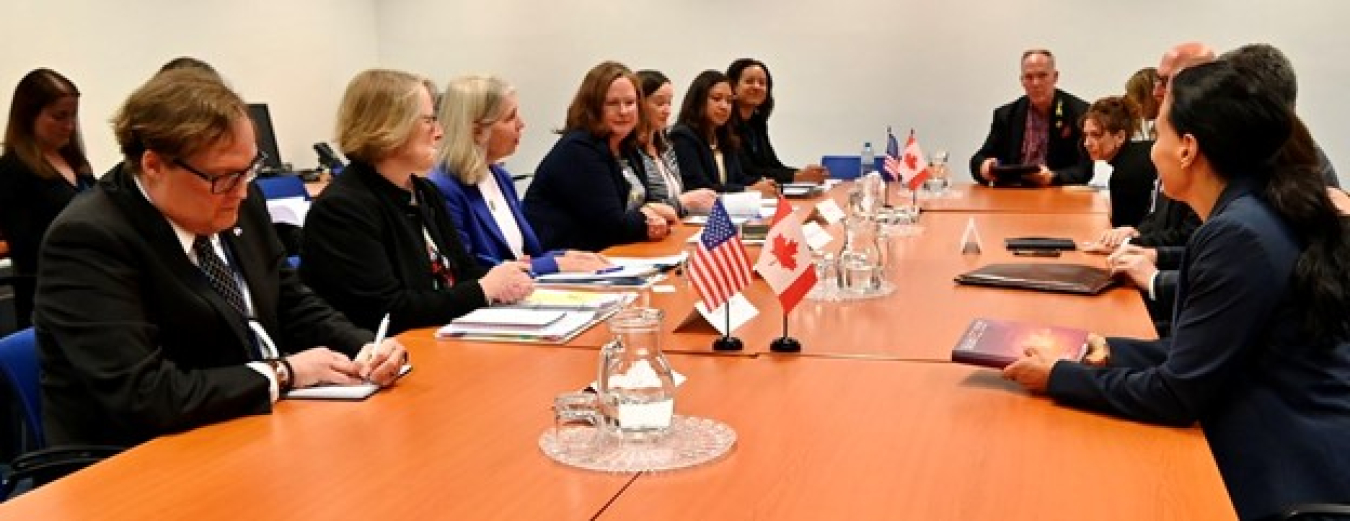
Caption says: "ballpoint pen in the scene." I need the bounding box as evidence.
[369,312,391,365]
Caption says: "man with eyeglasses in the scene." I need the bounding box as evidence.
[33,69,408,448]
[970,49,1092,187]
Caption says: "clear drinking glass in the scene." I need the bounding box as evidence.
[924,150,951,196]
[552,392,608,458]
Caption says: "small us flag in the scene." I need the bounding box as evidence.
[690,199,752,311]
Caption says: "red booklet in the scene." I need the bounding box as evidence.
[952,318,1089,369]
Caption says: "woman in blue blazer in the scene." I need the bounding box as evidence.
[1005,62,1350,520]
[523,62,678,252]
[428,75,609,275]
[670,70,776,196]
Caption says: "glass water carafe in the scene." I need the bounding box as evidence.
[598,308,676,441]
[836,217,885,295]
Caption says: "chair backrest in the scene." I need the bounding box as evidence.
[255,175,310,201]
[0,328,42,449]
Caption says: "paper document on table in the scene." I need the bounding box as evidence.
[266,197,310,226]
[286,364,412,401]
[693,293,758,336]
[452,308,566,328]
[814,199,845,224]
[607,252,687,270]
[721,192,763,218]
[801,221,833,251]
[503,289,633,311]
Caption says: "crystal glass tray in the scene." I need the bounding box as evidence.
[539,415,736,472]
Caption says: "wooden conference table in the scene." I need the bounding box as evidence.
[0,183,1235,520]
[581,187,1151,360]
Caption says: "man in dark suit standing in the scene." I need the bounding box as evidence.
[34,70,408,448]
[970,49,1092,187]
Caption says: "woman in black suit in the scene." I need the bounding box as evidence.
[1082,96,1156,228]
[302,69,533,335]
[670,70,775,196]
[1082,96,1200,253]
[1005,61,1350,521]
[0,69,95,329]
[523,61,677,251]
[726,59,825,183]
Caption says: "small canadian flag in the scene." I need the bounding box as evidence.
[754,196,818,314]
[885,129,931,190]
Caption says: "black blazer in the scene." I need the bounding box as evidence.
[731,114,797,184]
[1106,141,1158,228]
[1135,191,1201,249]
[0,153,95,328]
[35,164,370,447]
[302,160,489,336]
[669,124,759,193]
[523,130,651,251]
[1047,180,1350,520]
[968,89,1092,186]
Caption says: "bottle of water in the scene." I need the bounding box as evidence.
[860,142,875,176]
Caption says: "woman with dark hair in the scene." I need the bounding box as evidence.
[523,61,677,251]
[0,68,95,329]
[670,70,775,195]
[635,69,716,215]
[726,58,825,184]
[1004,61,1350,520]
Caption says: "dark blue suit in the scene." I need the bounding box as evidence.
[1047,180,1350,520]
[523,130,651,251]
[428,164,563,275]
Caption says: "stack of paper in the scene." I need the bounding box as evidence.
[506,289,633,311]
[533,264,663,288]
[436,294,634,344]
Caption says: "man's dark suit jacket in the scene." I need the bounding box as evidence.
[302,160,488,336]
[1047,180,1350,520]
[523,130,652,251]
[35,164,371,448]
[968,89,1092,186]
[669,124,759,193]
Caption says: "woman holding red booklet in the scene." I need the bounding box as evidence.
[1003,61,1350,521]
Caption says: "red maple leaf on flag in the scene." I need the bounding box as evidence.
[770,234,799,271]
[904,152,919,171]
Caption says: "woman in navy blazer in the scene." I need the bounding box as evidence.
[523,62,677,252]
[670,70,775,196]
[1005,62,1350,520]
[428,75,609,275]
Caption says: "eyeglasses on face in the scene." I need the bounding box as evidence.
[173,151,268,194]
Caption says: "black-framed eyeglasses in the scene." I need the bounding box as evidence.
[174,151,267,194]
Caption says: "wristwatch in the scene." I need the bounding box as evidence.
[266,358,294,392]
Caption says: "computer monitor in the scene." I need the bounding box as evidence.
[246,103,286,174]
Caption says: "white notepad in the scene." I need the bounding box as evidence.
[285,364,412,401]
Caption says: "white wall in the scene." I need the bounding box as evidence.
[376,0,1350,186]
[2,1,1346,185]
[0,0,380,173]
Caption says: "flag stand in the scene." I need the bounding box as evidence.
[769,313,801,352]
[713,304,743,351]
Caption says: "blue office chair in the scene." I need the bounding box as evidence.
[0,329,41,450]
[255,175,311,201]
[0,328,120,500]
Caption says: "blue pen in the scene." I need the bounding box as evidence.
[594,266,624,275]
